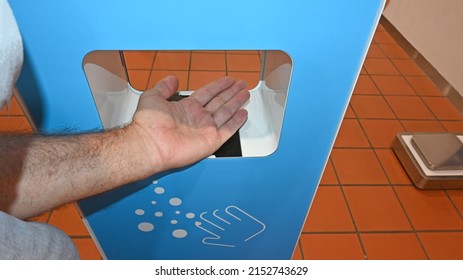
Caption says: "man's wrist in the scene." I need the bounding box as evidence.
[112,123,165,181]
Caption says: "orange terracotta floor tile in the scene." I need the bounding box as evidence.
[343,186,411,231]
[422,97,463,121]
[227,71,261,89]
[73,238,103,260]
[190,53,226,71]
[405,76,442,96]
[0,96,23,116]
[152,51,190,70]
[48,203,90,236]
[192,50,225,54]
[344,105,356,119]
[291,244,303,260]
[363,58,400,75]
[226,53,261,72]
[147,70,189,90]
[0,116,33,133]
[303,186,355,232]
[330,149,389,185]
[300,234,365,260]
[447,190,463,215]
[378,44,410,59]
[188,71,227,90]
[366,44,386,59]
[371,75,416,95]
[375,149,412,185]
[440,121,463,133]
[373,31,397,44]
[400,120,446,133]
[27,212,51,223]
[385,96,435,120]
[391,59,425,76]
[376,23,385,32]
[394,186,463,230]
[334,119,370,148]
[418,232,463,260]
[360,119,404,148]
[353,75,381,95]
[350,95,395,119]
[319,159,339,185]
[123,51,155,70]
[127,70,150,91]
[361,233,427,260]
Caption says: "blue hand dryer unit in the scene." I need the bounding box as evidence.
[10,0,385,259]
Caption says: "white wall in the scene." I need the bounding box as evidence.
[383,0,463,95]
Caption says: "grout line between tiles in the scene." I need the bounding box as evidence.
[369,140,430,259]
[147,69,261,73]
[46,209,54,224]
[0,113,24,117]
[337,183,414,187]
[332,147,373,150]
[301,229,463,235]
[300,231,358,235]
[70,235,94,239]
[224,53,229,76]
[364,54,434,258]
[344,62,438,259]
[444,190,463,221]
[186,51,193,91]
[390,186,431,259]
[297,239,305,260]
[412,229,463,234]
[144,51,157,91]
[328,158,368,259]
[365,58,402,76]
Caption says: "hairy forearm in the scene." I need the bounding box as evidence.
[0,126,158,219]
[0,76,249,220]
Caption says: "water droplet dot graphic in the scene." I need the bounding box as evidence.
[135,209,145,215]
[172,229,188,238]
[171,220,178,225]
[195,221,202,226]
[175,211,180,215]
[154,187,165,194]
[169,197,182,206]
[186,213,195,219]
[138,222,154,232]
[151,200,157,205]
[152,180,158,184]
[155,212,163,217]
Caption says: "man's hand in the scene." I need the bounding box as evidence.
[129,76,250,174]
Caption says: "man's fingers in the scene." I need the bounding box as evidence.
[205,80,247,113]
[217,109,248,143]
[190,77,235,106]
[144,75,179,100]
[213,89,250,128]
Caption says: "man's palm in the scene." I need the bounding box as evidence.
[131,75,250,172]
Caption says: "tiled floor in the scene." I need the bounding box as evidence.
[122,50,262,92]
[1,19,463,260]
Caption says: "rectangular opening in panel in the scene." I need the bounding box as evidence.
[83,50,292,158]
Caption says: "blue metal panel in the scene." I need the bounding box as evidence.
[10,0,384,259]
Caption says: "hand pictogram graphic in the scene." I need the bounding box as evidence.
[195,205,266,247]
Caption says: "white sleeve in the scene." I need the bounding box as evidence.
[0,0,24,108]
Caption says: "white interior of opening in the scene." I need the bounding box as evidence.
[83,50,292,157]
